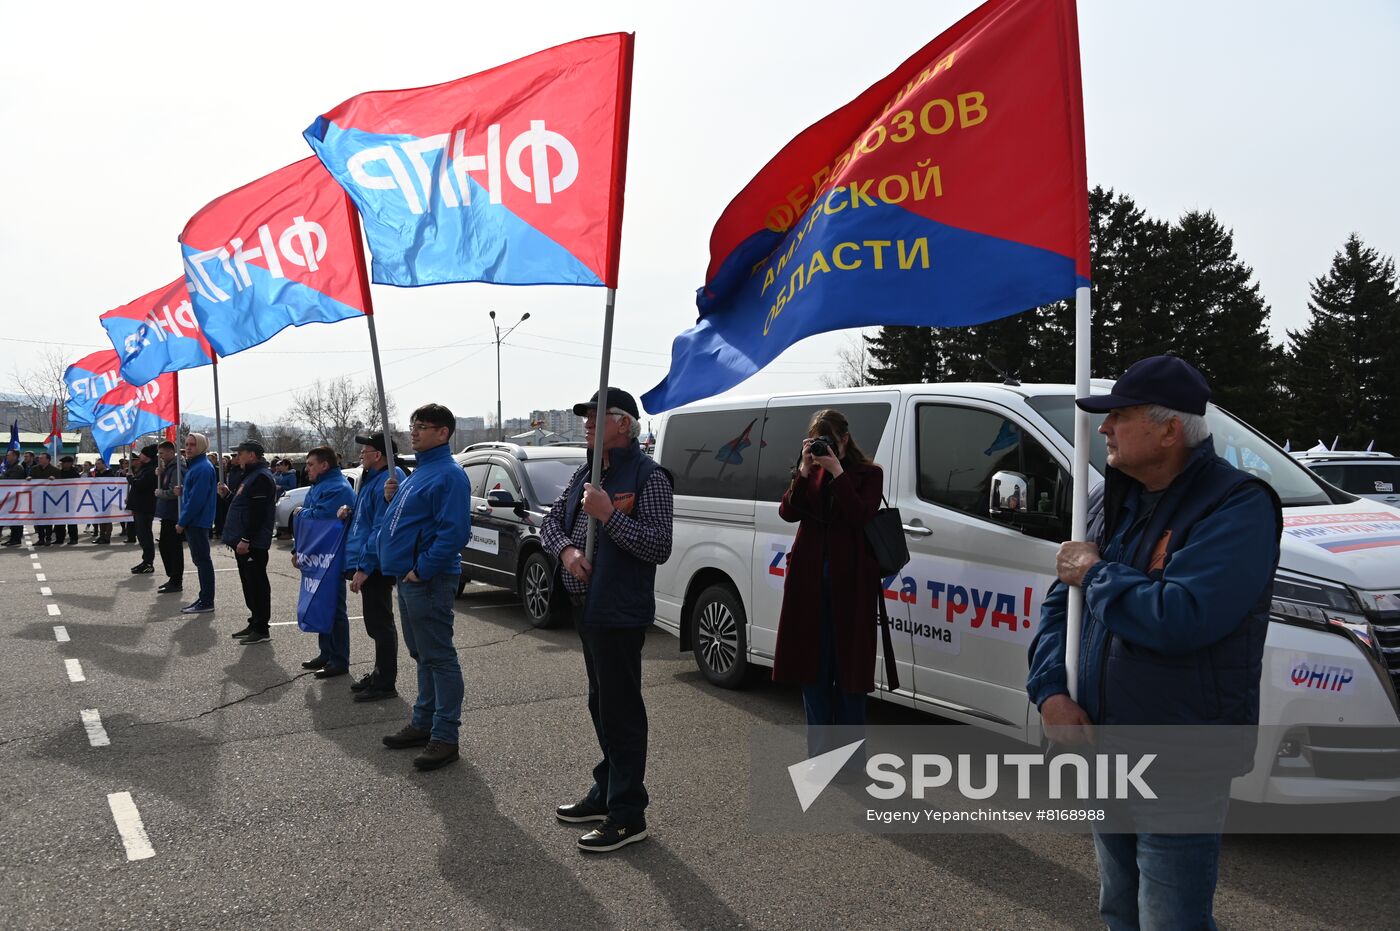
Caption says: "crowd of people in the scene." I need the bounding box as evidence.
[1,359,1287,921]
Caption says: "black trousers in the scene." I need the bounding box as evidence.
[236,548,271,631]
[578,624,649,823]
[360,571,398,686]
[133,511,155,564]
[65,524,78,544]
[157,518,184,582]
[5,526,19,544]
[37,524,51,544]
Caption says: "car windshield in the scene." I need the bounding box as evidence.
[1026,395,1335,507]
[523,458,585,506]
[1311,461,1400,496]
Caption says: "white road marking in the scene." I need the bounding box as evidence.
[65,658,85,682]
[53,625,69,642]
[31,562,41,570]
[80,709,110,747]
[106,793,155,861]
[40,586,51,596]
[47,603,61,616]
[35,573,46,582]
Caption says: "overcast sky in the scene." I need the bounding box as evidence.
[2,0,1396,431]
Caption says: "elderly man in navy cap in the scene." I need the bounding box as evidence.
[541,387,673,853]
[1028,356,1283,930]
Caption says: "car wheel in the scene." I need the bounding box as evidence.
[692,583,747,688]
[519,550,565,628]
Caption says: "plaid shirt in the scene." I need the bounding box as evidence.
[541,462,674,595]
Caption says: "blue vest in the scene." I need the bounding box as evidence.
[562,441,667,628]
[1081,438,1283,745]
[222,461,276,550]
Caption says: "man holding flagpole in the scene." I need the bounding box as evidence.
[176,433,217,614]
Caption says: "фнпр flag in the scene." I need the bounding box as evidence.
[180,157,369,358]
[100,277,213,387]
[64,350,178,461]
[642,0,1090,412]
[304,33,633,290]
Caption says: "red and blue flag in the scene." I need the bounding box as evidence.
[304,33,633,289]
[100,277,212,387]
[63,350,178,460]
[180,157,369,358]
[642,0,1090,412]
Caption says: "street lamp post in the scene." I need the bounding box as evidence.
[490,310,531,442]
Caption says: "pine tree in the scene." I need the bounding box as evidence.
[1086,187,1172,377]
[1286,235,1400,450]
[1161,211,1285,437]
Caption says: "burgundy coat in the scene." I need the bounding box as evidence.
[772,460,884,693]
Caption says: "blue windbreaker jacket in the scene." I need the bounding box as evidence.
[374,442,471,580]
[177,454,216,529]
[345,464,405,575]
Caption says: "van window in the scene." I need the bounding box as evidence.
[755,402,893,502]
[660,409,764,499]
[916,404,1070,539]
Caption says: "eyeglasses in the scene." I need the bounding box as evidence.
[409,421,445,432]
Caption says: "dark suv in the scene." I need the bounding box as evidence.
[454,442,588,627]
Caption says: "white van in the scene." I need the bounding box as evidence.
[652,383,1400,804]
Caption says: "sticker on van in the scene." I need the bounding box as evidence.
[1282,512,1400,554]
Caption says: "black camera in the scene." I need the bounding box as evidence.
[809,436,836,458]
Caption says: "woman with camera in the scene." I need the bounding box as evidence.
[773,409,884,757]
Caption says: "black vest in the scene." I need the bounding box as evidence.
[222,462,276,550]
[563,442,667,627]
[1083,438,1283,742]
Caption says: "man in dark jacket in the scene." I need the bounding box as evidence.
[1027,356,1282,930]
[127,446,159,573]
[57,456,81,544]
[88,458,114,544]
[224,441,278,644]
[29,453,60,546]
[540,388,674,853]
[2,450,25,545]
[153,442,184,593]
[375,404,472,772]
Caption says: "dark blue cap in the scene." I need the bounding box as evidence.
[1076,355,1211,416]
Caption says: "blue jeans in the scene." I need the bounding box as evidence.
[316,579,350,669]
[184,526,215,605]
[1094,831,1222,930]
[397,573,462,744]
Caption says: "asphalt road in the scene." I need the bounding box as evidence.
[1,529,1397,930]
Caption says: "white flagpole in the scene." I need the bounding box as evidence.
[342,190,395,474]
[584,288,617,562]
[1065,284,1092,701]
[211,354,225,483]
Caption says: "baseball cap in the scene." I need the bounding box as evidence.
[1076,355,1212,416]
[354,431,386,454]
[573,387,640,420]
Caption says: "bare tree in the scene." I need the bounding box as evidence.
[288,378,396,458]
[820,330,874,389]
[7,348,71,431]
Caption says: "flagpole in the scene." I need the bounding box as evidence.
[584,289,616,562]
[341,190,395,473]
[212,353,225,483]
[1065,284,1091,701]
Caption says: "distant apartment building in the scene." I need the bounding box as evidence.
[530,409,586,436]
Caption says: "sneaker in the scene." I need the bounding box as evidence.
[230,624,255,640]
[350,672,377,692]
[238,631,271,645]
[353,684,398,703]
[157,582,183,594]
[556,798,609,824]
[382,725,431,750]
[181,601,215,614]
[130,563,155,574]
[577,818,648,853]
[413,741,460,771]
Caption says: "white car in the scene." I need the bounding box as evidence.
[1292,449,1400,508]
[275,467,362,537]
[652,382,1400,805]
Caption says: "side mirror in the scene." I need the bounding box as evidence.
[989,470,1028,517]
[487,489,517,507]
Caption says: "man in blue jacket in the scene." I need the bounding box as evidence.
[376,404,472,771]
[340,432,406,702]
[1027,356,1282,930]
[176,433,218,614]
[293,446,356,678]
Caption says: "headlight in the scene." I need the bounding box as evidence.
[1270,573,1374,647]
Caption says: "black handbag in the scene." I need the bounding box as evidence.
[865,496,910,577]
